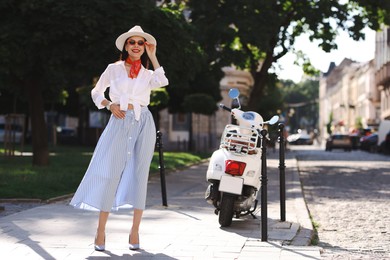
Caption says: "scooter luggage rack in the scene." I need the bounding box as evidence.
[220,124,259,155]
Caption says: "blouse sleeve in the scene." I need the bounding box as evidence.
[149,66,169,89]
[91,65,111,109]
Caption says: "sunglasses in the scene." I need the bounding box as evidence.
[127,39,145,46]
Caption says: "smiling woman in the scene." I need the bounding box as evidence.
[69,25,169,252]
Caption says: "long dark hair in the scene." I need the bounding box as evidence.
[119,37,150,69]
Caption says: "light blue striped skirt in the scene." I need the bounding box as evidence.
[70,107,156,212]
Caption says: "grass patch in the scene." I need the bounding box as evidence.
[150,152,208,173]
[0,145,209,200]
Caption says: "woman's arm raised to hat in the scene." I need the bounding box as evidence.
[145,42,160,69]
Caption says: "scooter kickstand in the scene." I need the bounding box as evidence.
[250,211,257,219]
[249,199,259,219]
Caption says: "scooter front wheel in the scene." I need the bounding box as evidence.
[219,193,235,227]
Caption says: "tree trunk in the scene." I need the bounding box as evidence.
[248,39,278,111]
[188,112,193,151]
[247,70,268,111]
[27,78,49,166]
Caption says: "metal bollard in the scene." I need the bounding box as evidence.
[260,129,268,241]
[278,123,286,222]
[156,131,168,207]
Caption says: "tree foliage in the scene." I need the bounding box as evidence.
[154,4,222,113]
[186,0,390,111]
[183,93,217,115]
[281,79,319,132]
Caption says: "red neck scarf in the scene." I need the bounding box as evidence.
[125,57,142,79]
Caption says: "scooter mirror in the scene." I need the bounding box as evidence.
[228,88,240,99]
[268,115,279,125]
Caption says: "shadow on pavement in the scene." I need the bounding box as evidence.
[298,165,390,201]
[86,250,179,260]
[267,241,321,259]
[3,221,56,260]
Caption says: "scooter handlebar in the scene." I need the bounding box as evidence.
[219,103,232,112]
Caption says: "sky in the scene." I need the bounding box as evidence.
[276,27,376,83]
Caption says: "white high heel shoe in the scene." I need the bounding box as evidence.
[129,234,140,250]
[94,232,105,251]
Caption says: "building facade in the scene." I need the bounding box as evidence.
[375,25,390,120]
[319,58,378,141]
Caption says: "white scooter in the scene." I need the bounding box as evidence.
[205,88,279,227]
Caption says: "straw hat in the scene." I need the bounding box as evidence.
[115,25,156,51]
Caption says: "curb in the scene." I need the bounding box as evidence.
[45,194,74,204]
[290,157,315,246]
[0,198,43,203]
[0,194,74,204]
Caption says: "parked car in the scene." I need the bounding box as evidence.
[0,123,23,143]
[349,133,360,150]
[377,120,390,154]
[287,130,313,145]
[325,134,352,151]
[359,133,378,152]
[378,131,390,155]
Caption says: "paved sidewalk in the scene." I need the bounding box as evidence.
[0,153,321,259]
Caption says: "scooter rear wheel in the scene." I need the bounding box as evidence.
[219,193,235,227]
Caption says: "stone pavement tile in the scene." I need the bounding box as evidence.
[239,250,281,259]
[204,245,243,254]
[241,240,322,259]
[244,239,282,248]
[268,229,296,241]
[239,254,280,260]
[291,228,313,246]
[209,252,241,260]
[280,246,322,259]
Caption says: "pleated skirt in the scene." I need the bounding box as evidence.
[69,107,156,212]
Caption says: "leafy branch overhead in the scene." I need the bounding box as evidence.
[186,0,390,110]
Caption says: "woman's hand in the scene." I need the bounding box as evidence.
[145,42,156,58]
[110,104,126,119]
[145,42,160,69]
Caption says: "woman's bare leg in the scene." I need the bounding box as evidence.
[95,211,109,245]
[129,209,143,244]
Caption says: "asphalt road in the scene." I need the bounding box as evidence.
[291,145,390,260]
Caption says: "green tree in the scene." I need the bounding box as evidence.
[149,88,169,130]
[282,79,319,132]
[186,0,390,111]
[327,112,334,135]
[0,0,153,165]
[0,0,210,165]
[182,93,217,150]
[156,4,222,113]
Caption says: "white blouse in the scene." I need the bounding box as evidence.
[91,60,169,120]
